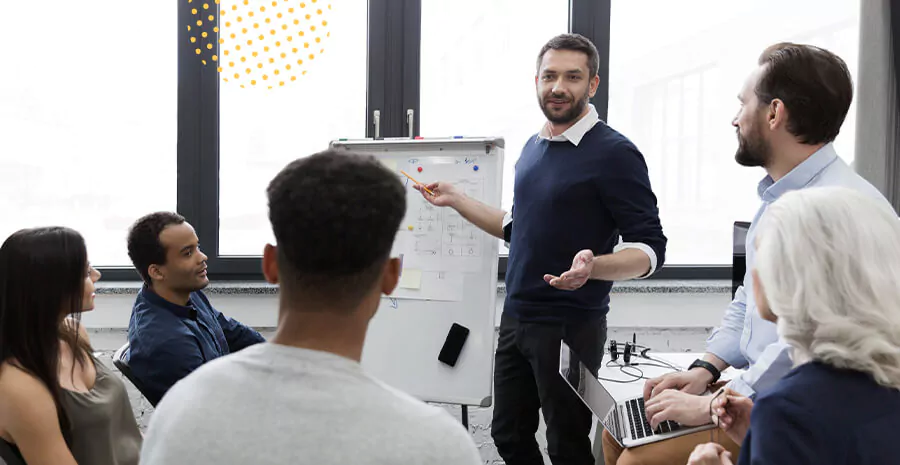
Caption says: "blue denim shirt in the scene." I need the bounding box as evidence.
[126,286,265,405]
[706,143,892,396]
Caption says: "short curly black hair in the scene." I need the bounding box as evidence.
[267,149,406,310]
[127,212,186,285]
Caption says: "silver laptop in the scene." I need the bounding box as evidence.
[559,341,715,448]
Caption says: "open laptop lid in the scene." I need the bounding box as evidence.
[559,341,624,443]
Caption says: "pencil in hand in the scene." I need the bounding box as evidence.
[400,170,435,196]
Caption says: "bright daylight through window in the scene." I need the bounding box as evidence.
[420,0,570,254]
[0,1,177,266]
[608,0,860,265]
[219,0,367,256]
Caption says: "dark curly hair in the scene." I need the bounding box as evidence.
[127,212,186,285]
[267,149,406,310]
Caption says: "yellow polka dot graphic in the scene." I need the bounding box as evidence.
[187,0,332,89]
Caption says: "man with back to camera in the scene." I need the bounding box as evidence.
[601,43,895,465]
[125,212,265,406]
[415,33,667,465]
[139,150,482,465]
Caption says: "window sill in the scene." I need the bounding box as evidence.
[94,279,731,295]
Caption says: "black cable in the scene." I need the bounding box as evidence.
[640,354,683,372]
[596,360,644,384]
[602,342,683,383]
[630,361,678,371]
[618,364,647,380]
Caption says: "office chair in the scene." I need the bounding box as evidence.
[0,438,25,465]
[113,342,155,407]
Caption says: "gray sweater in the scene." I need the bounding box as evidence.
[140,343,482,465]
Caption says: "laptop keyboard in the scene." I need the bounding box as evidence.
[625,398,682,439]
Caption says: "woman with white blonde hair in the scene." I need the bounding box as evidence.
[688,186,900,465]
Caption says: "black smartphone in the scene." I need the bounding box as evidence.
[438,323,470,367]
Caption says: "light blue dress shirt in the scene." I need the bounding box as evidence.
[706,143,893,396]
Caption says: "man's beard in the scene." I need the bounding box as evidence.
[734,125,772,167]
[540,88,590,125]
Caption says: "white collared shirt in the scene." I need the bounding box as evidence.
[536,104,602,146]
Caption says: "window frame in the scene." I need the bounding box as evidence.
[98,0,730,281]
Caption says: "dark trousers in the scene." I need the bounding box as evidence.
[491,312,607,465]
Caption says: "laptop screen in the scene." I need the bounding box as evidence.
[559,341,619,433]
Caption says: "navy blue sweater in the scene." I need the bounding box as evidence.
[127,286,265,405]
[739,361,900,465]
[504,123,666,322]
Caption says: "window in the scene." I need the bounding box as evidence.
[419,0,569,253]
[218,0,368,255]
[0,1,177,266]
[608,0,860,265]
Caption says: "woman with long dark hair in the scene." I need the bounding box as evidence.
[0,227,141,465]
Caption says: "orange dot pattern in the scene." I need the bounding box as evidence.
[187,0,332,89]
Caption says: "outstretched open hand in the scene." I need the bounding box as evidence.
[544,250,594,291]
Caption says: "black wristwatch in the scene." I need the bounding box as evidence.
[688,359,721,384]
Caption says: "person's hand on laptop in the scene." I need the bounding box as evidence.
[687,443,733,465]
[711,388,753,444]
[645,390,711,430]
[643,368,711,401]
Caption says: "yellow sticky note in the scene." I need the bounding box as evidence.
[379,158,398,171]
[398,268,422,289]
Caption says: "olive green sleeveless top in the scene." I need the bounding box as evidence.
[60,357,142,465]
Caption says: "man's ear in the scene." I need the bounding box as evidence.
[148,264,164,282]
[381,258,401,296]
[768,98,787,131]
[589,74,600,98]
[262,244,279,284]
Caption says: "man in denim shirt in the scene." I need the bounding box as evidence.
[126,212,265,406]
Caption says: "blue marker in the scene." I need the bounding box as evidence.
[473,165,479,171]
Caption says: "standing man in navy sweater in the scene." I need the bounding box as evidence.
[415,34,666,465]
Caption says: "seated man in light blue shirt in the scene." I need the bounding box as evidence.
[601,42,895,465]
